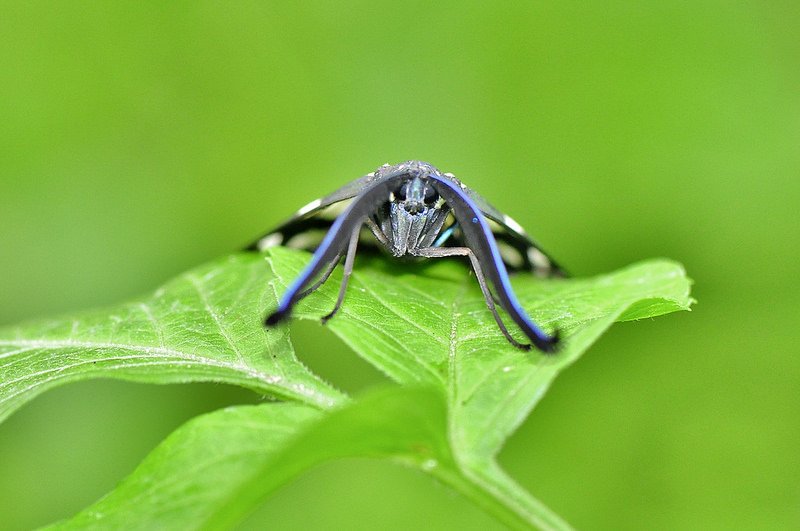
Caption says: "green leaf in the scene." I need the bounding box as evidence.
[45,399,323,530]
[49,387,567,531]
[0,247,692,529]
[0,254,346,422]
[48,387,449,530]
[268,247,693,460]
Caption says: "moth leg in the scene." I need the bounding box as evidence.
[458,251,501,306]
[297,252,343,301]
[365,217,392,248]
[414,246,531,351]
[266,174,408,327]
[321,222,362,324]
[304,216,382,302]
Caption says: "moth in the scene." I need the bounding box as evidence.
[248,161,565,352]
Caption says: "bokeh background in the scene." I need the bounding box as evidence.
[1,2,798,529]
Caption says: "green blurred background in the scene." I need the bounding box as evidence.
[1,2,797,529]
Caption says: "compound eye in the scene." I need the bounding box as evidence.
[396,183,409,201]
[423,186,439,205]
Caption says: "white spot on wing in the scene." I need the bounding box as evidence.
[498,242,524,268]
[286,232,325,250]
[502,215,526,235]
[527,247,552,271]
[296,198,322,216]
[257,233,283,250]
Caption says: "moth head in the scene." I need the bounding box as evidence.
[395,177,439,215]
[386,176,447,255]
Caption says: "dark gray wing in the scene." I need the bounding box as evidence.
[265,174,408,324]
[246,172,381,251]
[438,172,566,277]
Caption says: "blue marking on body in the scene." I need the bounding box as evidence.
[433,224,456,247]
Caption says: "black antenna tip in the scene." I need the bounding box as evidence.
[536,329,561,355]
[264,309,289,327]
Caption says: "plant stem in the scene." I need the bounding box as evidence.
[431,460,573,531]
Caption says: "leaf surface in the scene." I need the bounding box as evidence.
[269,248,693,459]
[0,248,692,529]
[0,254,346,423]
[50,387,570,531]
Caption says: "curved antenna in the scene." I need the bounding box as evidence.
[429,175,560,353]
[265,174,406,326]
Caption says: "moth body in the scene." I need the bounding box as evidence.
[249,160,565,352]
